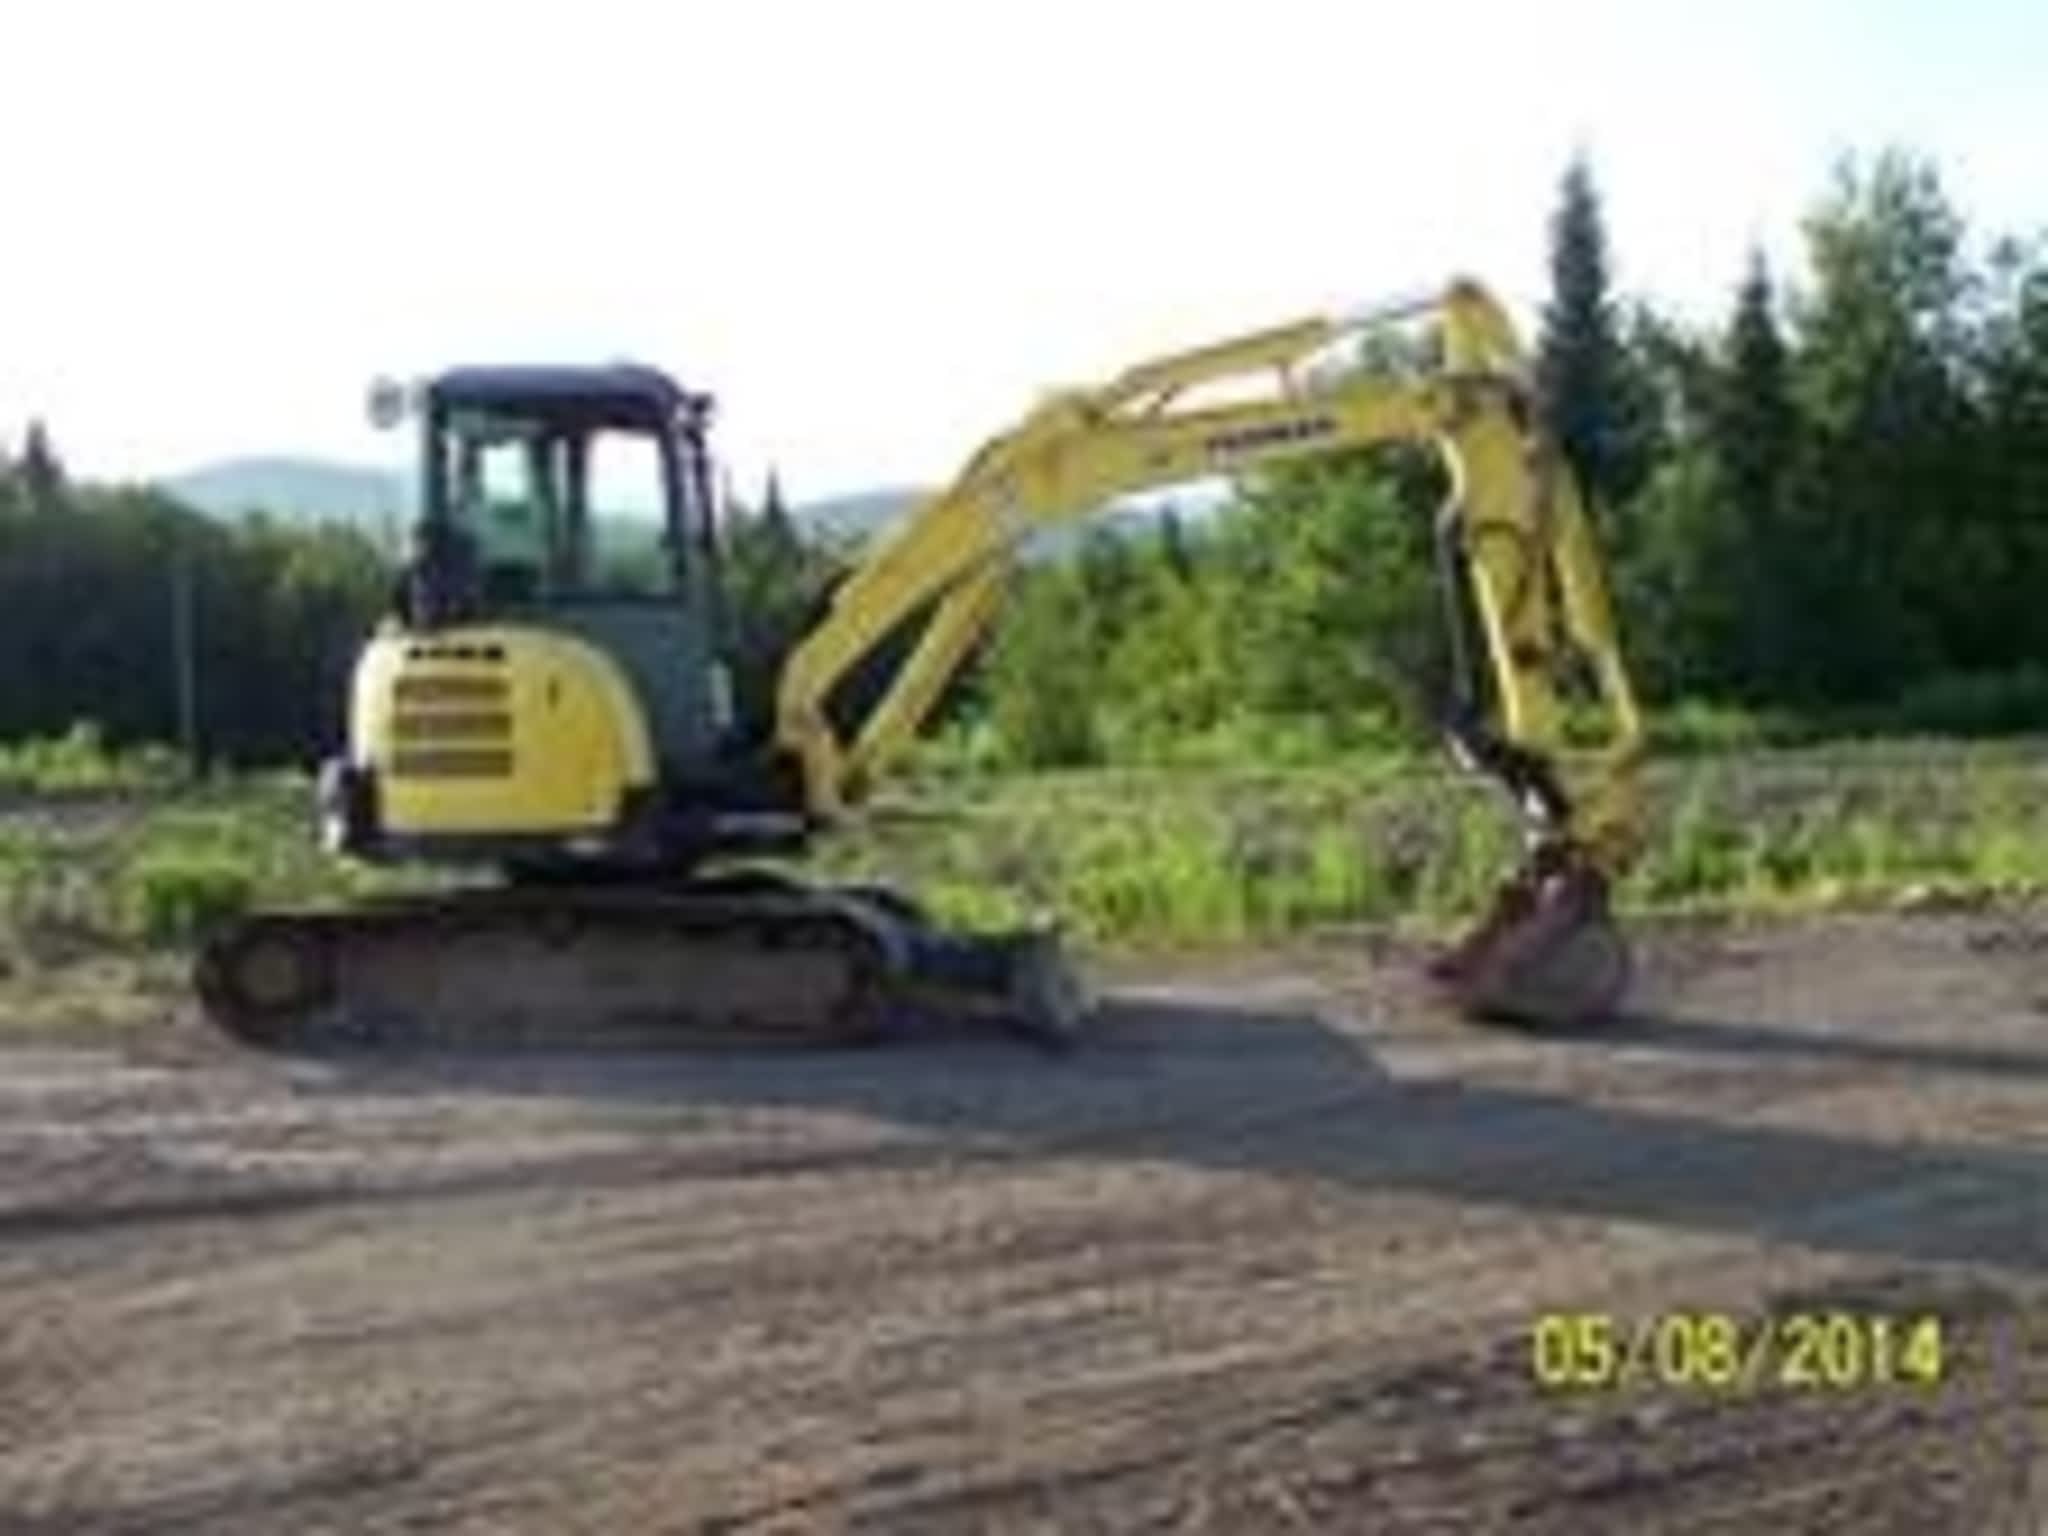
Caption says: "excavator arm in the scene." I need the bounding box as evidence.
[772,278,1644,1026]
[775,279,1644,880]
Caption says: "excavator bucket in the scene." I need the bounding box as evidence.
[1426,854,1633,1029]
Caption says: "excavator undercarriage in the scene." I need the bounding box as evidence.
[197,874,1089,1052]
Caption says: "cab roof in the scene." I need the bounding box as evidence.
[425,364,707,429]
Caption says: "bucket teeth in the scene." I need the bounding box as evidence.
[1431,853,1633,1029]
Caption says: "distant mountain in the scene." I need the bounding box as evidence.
[789,484,1226,562]
[156,457,1223,562]
[791,486,925,543]
[161,456,914,545]
[163,456,407,533]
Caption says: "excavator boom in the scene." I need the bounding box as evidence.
[772,279,1644,1023]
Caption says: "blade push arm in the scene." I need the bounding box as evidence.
[772,278,1644,879]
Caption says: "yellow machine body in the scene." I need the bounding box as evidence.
[348,622,655,844]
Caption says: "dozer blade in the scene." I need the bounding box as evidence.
[895,924,1092,1051]
[1427,856,1633,1029]
[193,879,1094,1053]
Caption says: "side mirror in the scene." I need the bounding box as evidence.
[366,376,415,431]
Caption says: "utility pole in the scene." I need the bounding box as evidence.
[172,535,200,779]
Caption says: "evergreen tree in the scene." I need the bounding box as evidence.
[1972,239,2048,663]
[1786,149,1976,692]
[1607,302,1678,504]
[1712,250,1797,691]
[20,420,64,515]
[1537,157,1632,518]
[720,473,807,734]
[758,467,800,560]
[1719,252,1795,497]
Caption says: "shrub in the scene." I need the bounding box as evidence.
[0,724,193,796]
[123,853,255,945]
[1878,667,2048,738]
[1650,699,1781,755]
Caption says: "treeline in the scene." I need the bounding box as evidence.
[4,144,2045,772]
[0,440,388,765]
[971,147,2048,766]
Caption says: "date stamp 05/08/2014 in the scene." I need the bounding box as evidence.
[1529,1310,1948,1393]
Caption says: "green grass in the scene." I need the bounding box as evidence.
[0,770,426,973]
[0,721,190,797]
[1,733,2044,979]
[122,853,257,945]
[832,737,2048,949]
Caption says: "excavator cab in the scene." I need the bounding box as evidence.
[325,366,806,879]
[401,367,712,616]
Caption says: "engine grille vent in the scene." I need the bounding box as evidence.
[390,672,512,777]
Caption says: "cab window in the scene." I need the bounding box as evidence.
[585,428,676,597]
[442,415,561,602]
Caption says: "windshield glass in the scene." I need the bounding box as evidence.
[434,413,677,601]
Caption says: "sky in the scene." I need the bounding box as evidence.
[0,0,2041,503]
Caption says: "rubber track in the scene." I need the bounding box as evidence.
[194,884,904,1052]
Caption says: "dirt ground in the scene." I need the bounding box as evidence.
[0,909,2042,1533]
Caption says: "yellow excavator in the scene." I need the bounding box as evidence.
[193,278,1646,1050]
